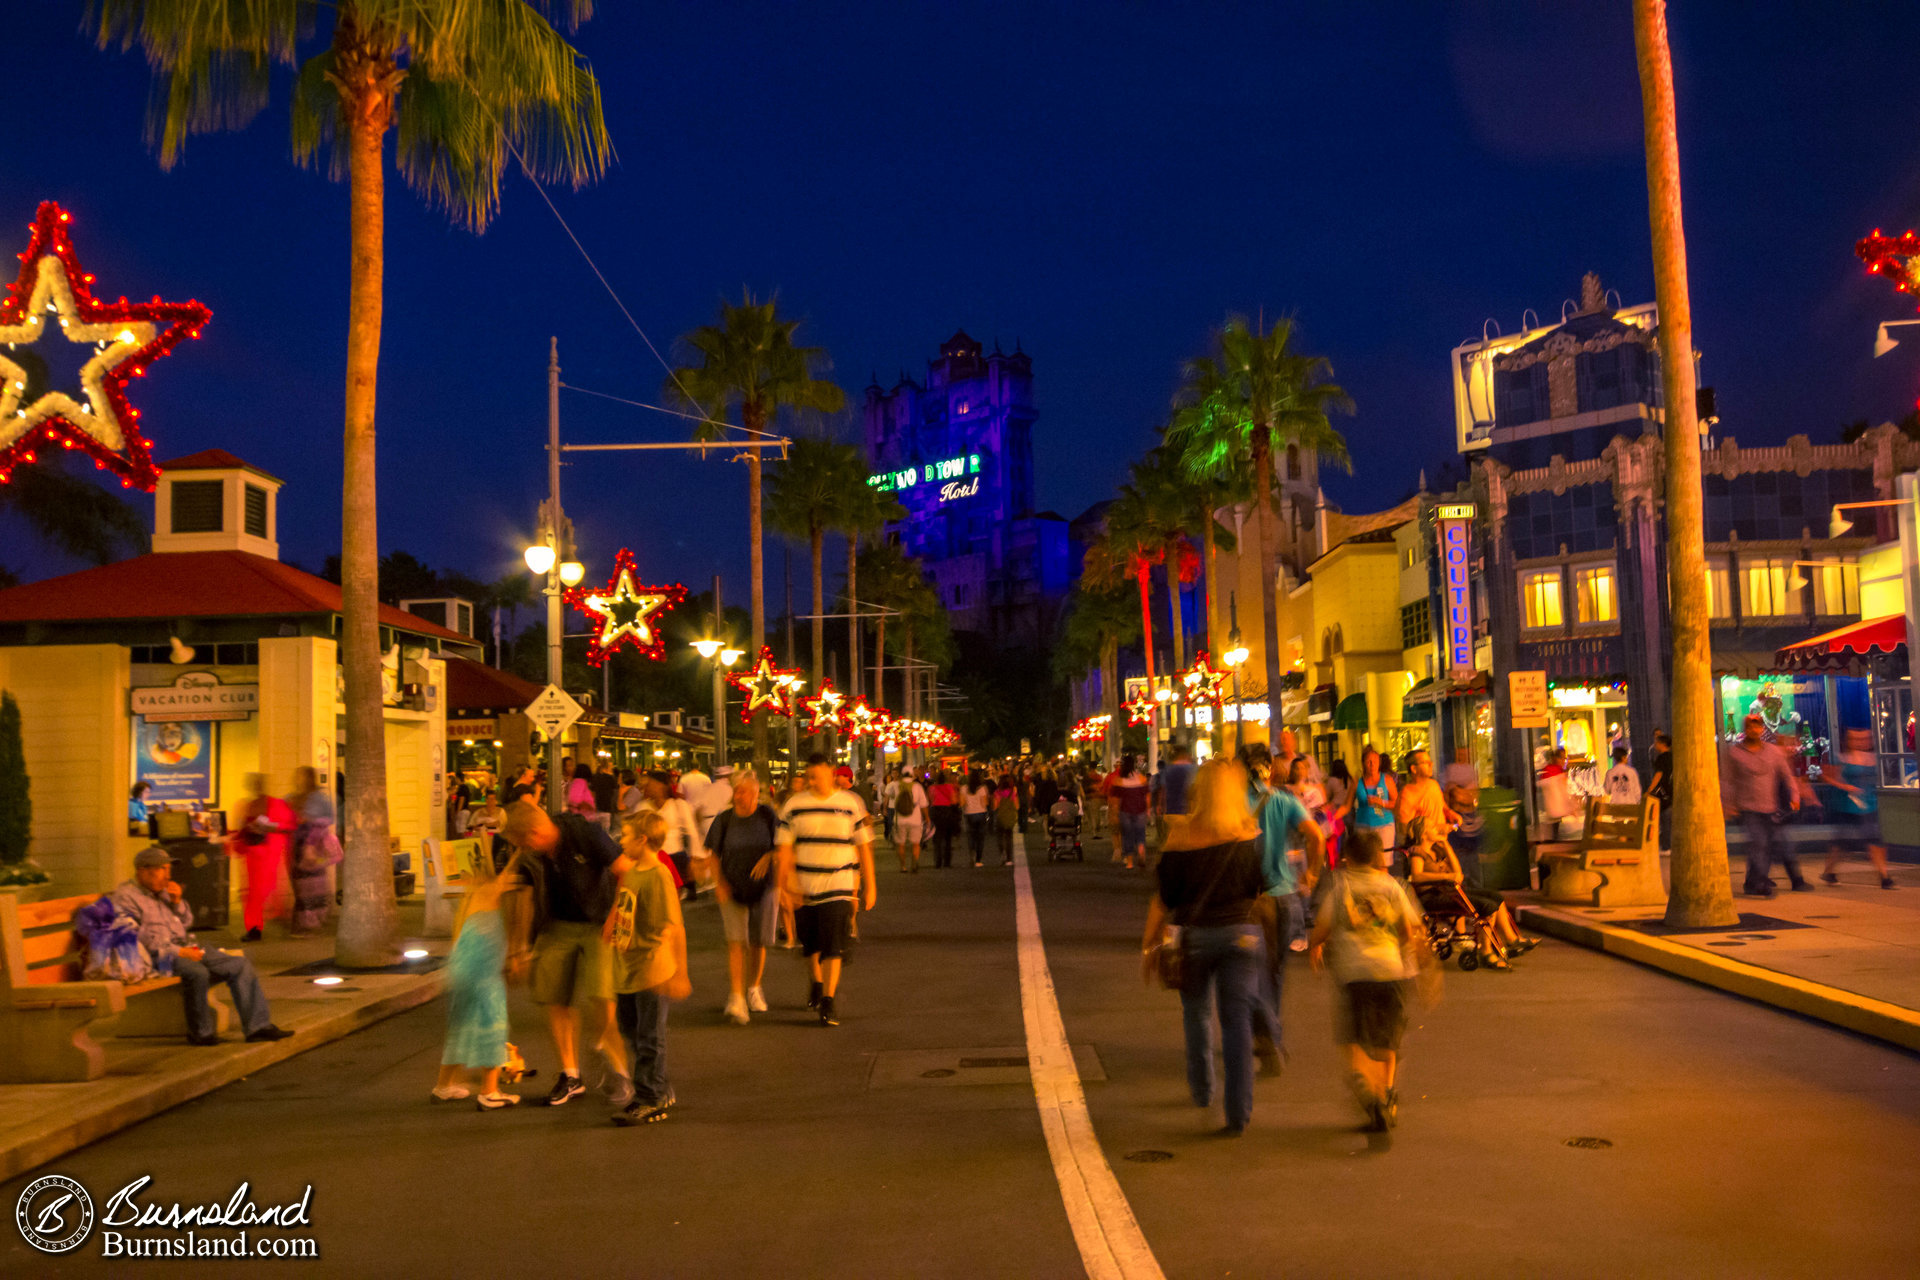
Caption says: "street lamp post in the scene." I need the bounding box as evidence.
[1223,592,1249,759]
[526,338,587,816]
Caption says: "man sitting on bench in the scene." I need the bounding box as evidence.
[110,847,292,1047]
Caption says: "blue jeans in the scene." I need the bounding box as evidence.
[1117,812,1149,861]
[1179,923,1265,1130]
[1741,810,1804,892]
[965,813,989,862]
[617,989,671,1105]
[1254,897,1295,1054]
[173,949,273,1039]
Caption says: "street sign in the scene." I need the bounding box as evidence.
[1508,670,1549,728]
[524,683,584,741]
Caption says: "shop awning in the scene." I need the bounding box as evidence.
[1401,676,1440,706]
[1402,695,1437,722]
[1775,613,1905,671]
[1307,683,1338,724]
[1333,692,1369,730]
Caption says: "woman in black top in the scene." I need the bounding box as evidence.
[1140,761,1268,1136]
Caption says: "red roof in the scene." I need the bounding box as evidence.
[158,449,281,482]
[0,549,469,642]
[1775,613,1905,670]
[445,655,543,713]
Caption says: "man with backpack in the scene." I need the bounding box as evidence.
[892,769,929,873]
[705,770,782,1025]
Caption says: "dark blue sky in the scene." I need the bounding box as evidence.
[7,2,1920,603]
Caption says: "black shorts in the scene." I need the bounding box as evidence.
[1338,980,1410,1058]
[796,900,855,959]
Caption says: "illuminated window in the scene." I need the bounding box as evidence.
[1809,556,1860,617]
[1740,556,1802,617]
[1706,564,1732,619]
[1520,569,1563,629]
[1574,564,1617,624]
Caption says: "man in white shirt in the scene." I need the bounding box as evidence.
[1603,746,1642,805]
[685,764,733,892]
[639,771,706,902]
[777,752,877,1027]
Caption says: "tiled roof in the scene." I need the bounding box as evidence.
[158,449,281,482]
[445,655,544,713]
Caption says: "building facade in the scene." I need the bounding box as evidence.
[864,332,1069,647]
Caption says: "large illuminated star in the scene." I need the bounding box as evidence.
[1179,652,1230,708]
[729,647,799,720]
[562,548,684,666]
[1124,691,1156,727]
[0,201,210,489]
[802,680,846,733]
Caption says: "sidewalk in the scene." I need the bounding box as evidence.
[0,902,447,1181]
[1516,852,1920,1052]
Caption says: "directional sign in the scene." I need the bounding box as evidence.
[1508,670,1549,729]
[524,684,584,741]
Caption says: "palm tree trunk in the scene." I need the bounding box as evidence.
[746,431,768,777]
[873,613,886,715]
[335,50,401,969]
[1102,635,1119,769]
[1253,437,1284,747]
[809,522,824,748]
[846,534,860,771]
[1200,505,1220,655]
[1137,562,1158,773]
[1166,541,1187,672]
[1635,0,1734,928]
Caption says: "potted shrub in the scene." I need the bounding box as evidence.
[0,690,49,899]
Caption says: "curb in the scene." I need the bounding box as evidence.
[1518,904,1920,1054]
[2,970,445,1182]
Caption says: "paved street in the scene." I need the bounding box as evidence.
[8,833,1920,1278]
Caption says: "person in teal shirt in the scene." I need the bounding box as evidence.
[1240,744,1324,1070]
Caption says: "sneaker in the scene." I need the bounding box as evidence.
[724,995,750,1025]
[1384,1088,1400,1128]
[746,985,768,1013]
[1790,881,1816,893]
[819,995,839,1027]
[606,1075,635,1108]
[241,927,263,942]
[613,1100,671,1126]
[1884,876,1898,890]
[245,1025,294,1043]
[1821,872,1841,886]
[807,981,823,1011]
[431,1085,471,1103]
[475,1092,521,1110]
[544,1074,586,1107]
[187,1034,222,1047]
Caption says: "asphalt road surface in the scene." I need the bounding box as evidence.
[7,830,1919,1278]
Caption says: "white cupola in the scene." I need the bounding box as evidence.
[150,449,282,560]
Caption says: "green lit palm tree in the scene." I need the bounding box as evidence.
[1168,317,1351,744]
[666,294,846,774]
[767,436,868,712]
[93,0,611,967]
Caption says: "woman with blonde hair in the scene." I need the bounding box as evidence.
[1139,760,1269,1136]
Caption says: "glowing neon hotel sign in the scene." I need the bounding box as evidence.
[868,453,982,502]
[1435,503,1475,679]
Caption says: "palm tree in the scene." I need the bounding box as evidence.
[1083,489,1167,763]
[1168,317,1351,745]
[0,457,149,587]
[666,294,846,775]
[95,0,611,968]
[835,476,904,705]
[1055,585,1141,765]
[1634,0,1734,928]
[766,435,869,731]
[857,539,927,711]
[1127,448,1207,674]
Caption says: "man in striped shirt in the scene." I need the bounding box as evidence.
[777,753,878,1026]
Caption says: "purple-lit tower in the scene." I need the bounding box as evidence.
[863,331,1069,647]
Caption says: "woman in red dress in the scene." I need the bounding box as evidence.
[229,773,295,941]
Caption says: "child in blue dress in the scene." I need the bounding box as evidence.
[434,865,521,1109]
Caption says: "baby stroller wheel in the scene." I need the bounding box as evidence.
[1458,951,1479,972]
[1434,939,1453,960]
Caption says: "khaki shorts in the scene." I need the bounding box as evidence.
[532,920,614,1005]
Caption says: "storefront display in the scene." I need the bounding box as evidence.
[1547,680,1629,789]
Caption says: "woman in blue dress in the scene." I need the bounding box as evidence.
[434,867,521,1109]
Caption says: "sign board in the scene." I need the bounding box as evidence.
[868,453,982,494]
[133,719,217,804]
[1508,670,1549,728]
[131,672,258,723]
[524,684,583,741]
[1435,505,1476,680]
[447,718,498,740]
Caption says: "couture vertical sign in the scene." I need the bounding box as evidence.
[1435,504,1476,680]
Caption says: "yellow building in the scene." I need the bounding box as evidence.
[0,450,479,896]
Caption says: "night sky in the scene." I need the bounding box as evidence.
[6,2,1920,611]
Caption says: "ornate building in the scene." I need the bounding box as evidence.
[864,331,1069,647]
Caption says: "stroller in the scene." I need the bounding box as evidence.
[1046,797,1084,862]
[1402,817,1507,972]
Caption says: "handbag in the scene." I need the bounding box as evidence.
[1151,842,1244,993]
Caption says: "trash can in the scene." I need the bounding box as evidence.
[1474,787,1530,891]
[166,839,230,931]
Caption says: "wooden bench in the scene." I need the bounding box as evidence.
[0,891,233,1083]
[1535,796,1668,908]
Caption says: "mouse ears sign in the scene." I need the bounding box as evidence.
[562,548,686,666]
[0,202,210,489]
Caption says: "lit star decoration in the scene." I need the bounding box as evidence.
[843,697,881,738]
[1179,652,1230,709]
[0,201,210,489]
[1124,691,1156,726]
[1858,228,1920,308]
[728,647,801,722]
[562,548,685,666]
[802,679,847,733]
[1070,714,1111,743]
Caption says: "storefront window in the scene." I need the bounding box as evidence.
[1717,675,1840,775]
[1706,564,1733,618]
[1574,564,1617,624]
[1521,569,1563,629]
[1740,556,1802,617]
[1873,682,1919,788]
[1809,556,1861,618]
[1548,681,1629,776]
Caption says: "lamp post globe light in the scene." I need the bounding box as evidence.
[523,543,556,576]
[559,560,586,587]
[693,635,747,772]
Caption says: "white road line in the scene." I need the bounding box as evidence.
[1012,833,1166,1280]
